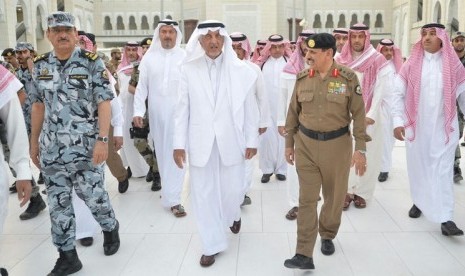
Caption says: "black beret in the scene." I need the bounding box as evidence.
[140,37,152,46]
[86,33,96,45]
[77,30,86,36]
[1,48,15,57]
[422,23,445,29]
[306,33,336,49]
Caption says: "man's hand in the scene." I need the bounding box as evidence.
[173,149,186,169]
[29,140,41,169]
[351,150,367,176]
[16,180,32,207]
[133,116,144,128]
[285,147,295,165]
[245,148,257,160]
[93,141,108,165]
[258,127,267,135]
[394,127,405,141]
[365,117,375,126]
[113,136,123,151]
[278,126,287,137]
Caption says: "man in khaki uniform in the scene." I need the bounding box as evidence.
[284,33,367,270]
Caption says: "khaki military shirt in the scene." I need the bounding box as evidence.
[285,61,367,151]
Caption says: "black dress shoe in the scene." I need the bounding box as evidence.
[461,142,465,147]
[103,220,120,256]
[408,204,422,218]
[118,177,129,193]
[230,219,241,234]
[321,239,335,255]
[284,254,315,269]
[276,174,286,181]
[261,173,272,183]
[146,167,154,182]
[126,167,132,179]
[79,237,94,247]
[151,172,161,191]
[0,267,8,276]
[241,195,252,206]
[200,254,216,267]
[454,166,463,183]
[441,221,464,236]
[378,172,389,182]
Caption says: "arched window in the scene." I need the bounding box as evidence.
[313,14,322,28]
[141,15,149,30]
[363,14,370,27]
[129,15,137,30]
[350,14,358,27]
[433,2,441,23]
[375,13,383,28]
[166,15,172,20]
[116,16,124,30]
[337,14,346,28]
[103,16,112,30]
[325,14,334,28]
[153,15,160,29]
[417,0,423,21]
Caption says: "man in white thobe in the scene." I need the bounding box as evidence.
[173,20,259,267]
[333,28,349,57]
[230,31,270,207]
[257,34,292,183]
[392,23,465,236]
[117,42,149,178]
[133,19,187,216]
[0,62,32,276]
[335,23,393,210]
[376,39,403,183]
[278,30,314,220]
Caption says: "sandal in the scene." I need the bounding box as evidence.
[353,195,366,208]
[343,194,353,210]
[285,206,298,220]
[171,204,187,217]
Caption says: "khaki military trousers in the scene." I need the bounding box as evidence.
[294,131,352,257]
[106,126,127,182]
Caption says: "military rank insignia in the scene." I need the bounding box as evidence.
[38,67,53,80]
[328,81,347,94]
[101,70,109,80]
[355,85,362,95]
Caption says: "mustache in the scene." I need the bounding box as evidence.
[58,38,69,42]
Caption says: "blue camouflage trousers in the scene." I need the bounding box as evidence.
[42,160,117,251]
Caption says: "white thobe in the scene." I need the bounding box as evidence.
[259,57,288,175]
[380,61,397,172]
[174,55,259,255]
[117,66,149,177]
[244,60,270,196]
[348,63,394,200]
[0,96,31,233]
[392,51,465,223]
[134,47,186,208]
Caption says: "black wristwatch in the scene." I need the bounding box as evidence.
[97,136,109,143]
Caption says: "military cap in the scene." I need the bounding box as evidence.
[452,31,465,41]
[140,37,152,47]
[422,23,445,29]
[306,33,336,50]
[15,42,34,51]
[2,48,15,57]
[47,12,75,28]
[111,48,121,54]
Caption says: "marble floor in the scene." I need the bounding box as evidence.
[2,142,465,276]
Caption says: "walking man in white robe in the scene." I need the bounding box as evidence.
[335,23,393,210]
[133,19,187,217]
[392,23,465,236]
[173,20,259,267]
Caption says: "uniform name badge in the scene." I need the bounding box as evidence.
[328,81,347,95]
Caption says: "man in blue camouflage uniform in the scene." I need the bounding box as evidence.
[29,12,120,276]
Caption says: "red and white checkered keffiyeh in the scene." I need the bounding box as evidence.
[230,32,252,60]
[376,39,403,73]
[251,40,267,64]
[256,35,292,68]
[282,30,316,75]
[335,24,388,112]
[399,27,465,144]
[117,43,142,75]
[78,34,94,52]
[0,64,22,110]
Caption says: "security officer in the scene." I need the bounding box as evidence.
[1,48,20,70]
[128,37,161,191]
[29,12,120,276]
[284,33,367,270]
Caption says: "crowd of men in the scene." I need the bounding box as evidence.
[0,10,465,275]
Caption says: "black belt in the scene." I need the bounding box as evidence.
[299,125,349,141]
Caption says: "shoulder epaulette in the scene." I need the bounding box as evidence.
[297,68,310,80]
[133,61,140,68]
[80,49,98,61]
[337,65,356,81]
[33,52,50,63]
